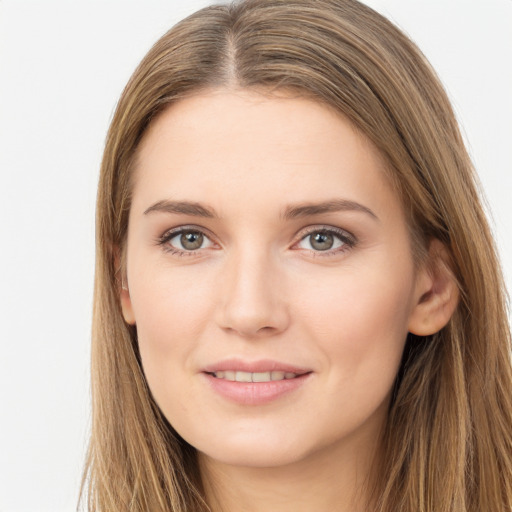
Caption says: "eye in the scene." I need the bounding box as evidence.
[160,228,214,254]
[295,227,355,253]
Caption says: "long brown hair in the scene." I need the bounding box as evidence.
[81,1,512,510]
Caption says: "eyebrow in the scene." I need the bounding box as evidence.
[283,199,378,221]
[143,198,378,221]
[144,200,218,217]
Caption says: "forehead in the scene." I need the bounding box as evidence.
[130,88,400,222]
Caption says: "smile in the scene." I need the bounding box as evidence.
[203,365,312,405]
[210,370,300,382]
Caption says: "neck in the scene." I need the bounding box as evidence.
[198,427,381,512]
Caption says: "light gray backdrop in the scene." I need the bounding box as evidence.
[0,1,510,511]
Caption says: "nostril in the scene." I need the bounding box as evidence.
[215,263,291,336]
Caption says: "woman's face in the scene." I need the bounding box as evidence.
[121,88,427,469]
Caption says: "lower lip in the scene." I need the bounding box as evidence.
[202,372,311,405]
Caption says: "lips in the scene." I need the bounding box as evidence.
[210,370,300,382]
[202,358,311,375]
[201,359,312,405]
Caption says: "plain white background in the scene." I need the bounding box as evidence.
[0,1,510,511]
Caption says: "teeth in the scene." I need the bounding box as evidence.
[224,370,235,381]
[236,371,252,382]
[212,370,298,382]
[252,372,270,382]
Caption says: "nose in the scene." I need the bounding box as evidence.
[215,248,290,338]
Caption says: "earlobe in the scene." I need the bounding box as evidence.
[120,280,136,326]
[408,239,459,336]
[114,245,136,325]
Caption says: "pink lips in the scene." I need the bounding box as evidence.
[202,358,311,374]
[201,358,312,405]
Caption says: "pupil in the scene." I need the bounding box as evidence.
[311,232,333,251]
[181,231,203,250]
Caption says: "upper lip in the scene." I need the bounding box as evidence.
[202,358,312,375]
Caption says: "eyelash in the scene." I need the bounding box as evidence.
[156,225,216,257]
[156,225,357,258]
[295,226,357,257]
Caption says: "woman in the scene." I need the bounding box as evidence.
[81,0,512,510]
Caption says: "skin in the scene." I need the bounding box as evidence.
[120,88,457,512]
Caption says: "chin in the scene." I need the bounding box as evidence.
[201,446,306,469]
[192,430,311,469]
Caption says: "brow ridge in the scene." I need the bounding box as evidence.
[143,198,377,221]
[283,199,378,220]
[144,200,217,218]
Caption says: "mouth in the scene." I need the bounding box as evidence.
[201,360,312,405]
[207,370,308,382]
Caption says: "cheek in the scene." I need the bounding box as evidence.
[296,262,414,380]
[289,269,414,443]
[128,264,216,385]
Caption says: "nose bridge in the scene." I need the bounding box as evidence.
[217,243,289,337]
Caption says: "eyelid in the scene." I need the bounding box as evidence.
[292,225,357,253]
[295,224,356,240]
[158,224,212,239]
[157,225,218,254]
[156,223,357,256]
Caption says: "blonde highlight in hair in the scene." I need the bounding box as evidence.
[82,1,512,510]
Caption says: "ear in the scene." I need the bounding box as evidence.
[408,239,459,336]
[114,246,136,325]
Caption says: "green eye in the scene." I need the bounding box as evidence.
[309,232,335,251]
[297,228,353,253]
[179,231,204,250]
[164,229,214,252]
